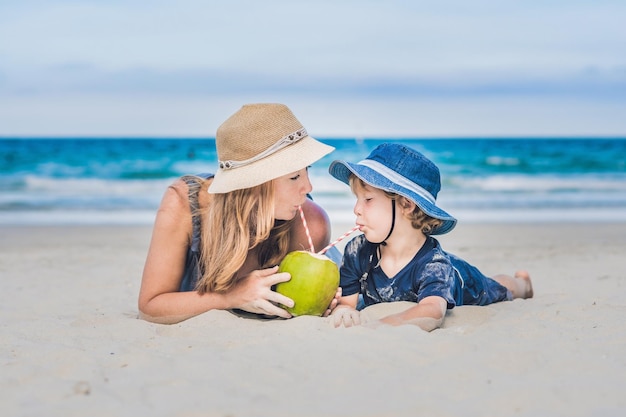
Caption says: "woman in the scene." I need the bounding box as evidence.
[138,103,335,324]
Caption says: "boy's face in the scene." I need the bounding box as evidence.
[352,181,394,243]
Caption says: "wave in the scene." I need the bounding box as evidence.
[445,173,626,193]
[2,137,626,224]
[0,175,172,210]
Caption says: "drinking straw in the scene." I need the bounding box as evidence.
[298,205,315,252]
[317,226,361,255]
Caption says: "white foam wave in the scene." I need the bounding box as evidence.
[2,171,626,225]
[485,156,521,166]
[447,174,626,192]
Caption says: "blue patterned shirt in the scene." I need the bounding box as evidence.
[340,234,510,309]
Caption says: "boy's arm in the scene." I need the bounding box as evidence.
[377,296,447,331]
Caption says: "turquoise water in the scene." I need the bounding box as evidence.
[1,137,625,225]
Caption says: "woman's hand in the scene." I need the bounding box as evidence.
[230,266,294,319]
[322,286,342,317]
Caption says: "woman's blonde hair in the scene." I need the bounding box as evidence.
[350,176,442,235]
[191,177,292,294]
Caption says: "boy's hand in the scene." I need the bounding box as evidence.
[331,306,361,327]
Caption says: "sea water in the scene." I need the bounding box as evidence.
[1,137,625,225]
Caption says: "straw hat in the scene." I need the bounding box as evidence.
[329,143,457,235]
[208,103,335,193]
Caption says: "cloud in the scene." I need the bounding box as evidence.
[2,1,625,74]
[0,0,625,136]
[3,63,625,100]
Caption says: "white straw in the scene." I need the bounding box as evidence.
[298,206,315,252]
[318,226,361,255]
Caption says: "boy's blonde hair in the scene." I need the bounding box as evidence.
[350,176,443,235]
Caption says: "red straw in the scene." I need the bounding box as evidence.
[298,206,315,252]
[318,226,361,255]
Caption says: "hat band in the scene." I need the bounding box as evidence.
[358,159,436,204]
[218,127,308,170]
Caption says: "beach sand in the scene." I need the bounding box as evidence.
[2,222,626,416]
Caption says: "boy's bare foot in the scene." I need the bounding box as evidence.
[514,270,533,299]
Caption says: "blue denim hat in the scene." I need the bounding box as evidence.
[329,143,457,235]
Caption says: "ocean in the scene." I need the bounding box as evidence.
[2,137,626,226]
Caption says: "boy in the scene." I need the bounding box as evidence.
[328,143,533,330]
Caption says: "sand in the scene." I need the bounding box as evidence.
[1,222,626,416]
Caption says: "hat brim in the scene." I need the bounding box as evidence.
[329,160,457,235]
[209,136,334,193]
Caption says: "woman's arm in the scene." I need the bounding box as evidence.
[138,181,226,323]
[138,181,294,324]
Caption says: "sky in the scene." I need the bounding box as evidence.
[1,0,625,138]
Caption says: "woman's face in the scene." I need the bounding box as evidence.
[272,167,313,220]
[352,181,393,243]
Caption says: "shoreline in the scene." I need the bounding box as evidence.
[4,204,626,227]
[2,222,626,416]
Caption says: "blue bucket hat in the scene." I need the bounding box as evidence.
[328,143,457,235]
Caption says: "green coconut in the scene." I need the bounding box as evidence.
[275,250,340,316]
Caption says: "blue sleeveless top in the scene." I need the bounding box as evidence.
[178,173,213,292]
